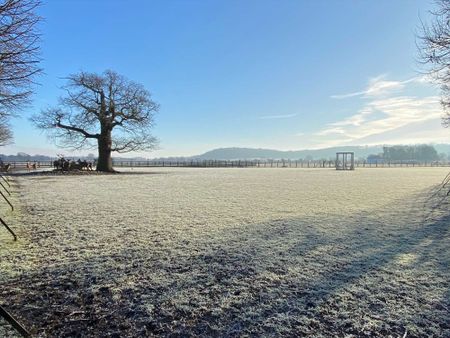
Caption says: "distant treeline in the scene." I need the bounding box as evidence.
[368,145,441,162]
[0,144,448,163]
[0,152,149,162]
[0,152,56,162]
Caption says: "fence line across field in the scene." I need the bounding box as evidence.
[4,159,450,170]
[113,159,450,168]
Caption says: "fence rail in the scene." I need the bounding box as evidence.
[111,159,450,168]
[4,159,450,170]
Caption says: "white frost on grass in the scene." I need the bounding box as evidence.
[0,168,449,336]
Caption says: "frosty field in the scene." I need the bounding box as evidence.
[0,167,449,337]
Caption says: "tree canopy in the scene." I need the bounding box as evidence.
[32,70,159,171]
[0,0,41,144]
[382,145,439,162]
[418,0,450,125]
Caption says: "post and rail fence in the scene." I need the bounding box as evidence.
[4,159,450,171]
[111,159,450,168]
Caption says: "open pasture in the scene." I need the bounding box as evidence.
[0,168,449,337]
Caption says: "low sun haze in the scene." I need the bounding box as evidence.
[4,0,441,158]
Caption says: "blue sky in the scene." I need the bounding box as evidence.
[3,0,445,157]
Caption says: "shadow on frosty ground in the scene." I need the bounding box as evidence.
[1,186,449,337]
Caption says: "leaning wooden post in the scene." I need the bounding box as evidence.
[0,190,13,211]
[0,305,30,337]
[0,174,10,187]
[0,181,11,196]
[0,217,17,241]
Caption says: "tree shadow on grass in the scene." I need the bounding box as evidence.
[1,188,449,337]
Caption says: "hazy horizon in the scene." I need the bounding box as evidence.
[3,143,450,160]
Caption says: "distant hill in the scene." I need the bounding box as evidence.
[193,144,450,160]
[193,146,382,160]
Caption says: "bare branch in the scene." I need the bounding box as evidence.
[55,121,99,139]
[0,0,42,120]
[417,0,450,125]
[0,120,13,146]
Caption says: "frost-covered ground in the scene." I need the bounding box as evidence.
[0,168,449,337]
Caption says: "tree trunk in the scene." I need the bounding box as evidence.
[96,129,114,172]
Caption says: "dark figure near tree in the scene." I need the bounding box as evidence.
[53,157,93,172]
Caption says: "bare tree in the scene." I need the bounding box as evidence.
[0,0,41,138]
[418,0,450,126]
[31,70,159,172]
[0,119,12,146]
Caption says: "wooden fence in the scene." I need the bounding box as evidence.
[112,159,450,168]
[5,159,450,170]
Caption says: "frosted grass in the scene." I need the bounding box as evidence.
[0,168,449,336]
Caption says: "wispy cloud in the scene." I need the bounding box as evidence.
[331,74,419,99]
[259,113,297,120]
[315,96,441,141]
[312,74,442,148]
[315,127,346,136]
